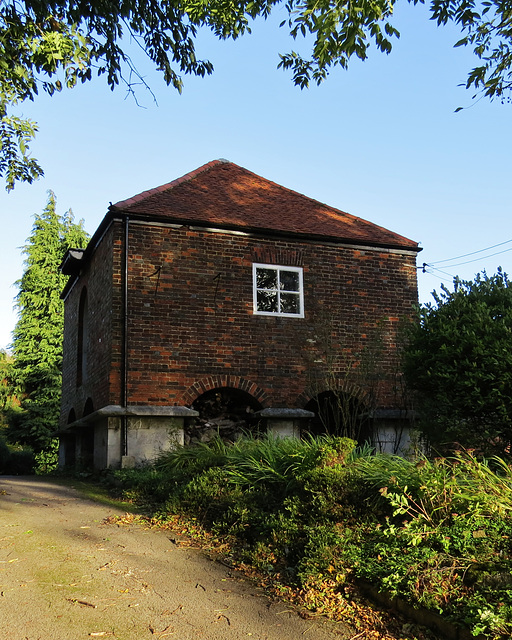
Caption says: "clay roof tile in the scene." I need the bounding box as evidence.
[112,160,419,251]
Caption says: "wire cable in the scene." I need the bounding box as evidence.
[429,238,512,266]
[419,246,512,279]
[440,246,512,269]
[427,265,457,280]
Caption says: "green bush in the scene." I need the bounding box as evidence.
[110,437,512,638]
[0,435,35,474]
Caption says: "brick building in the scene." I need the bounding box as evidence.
[58,160,421,469]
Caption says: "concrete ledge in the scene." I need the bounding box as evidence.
[60,405,199,431]
[372,409,417,420]
[255,408,315,419]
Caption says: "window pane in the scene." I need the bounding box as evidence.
[280,292,300,314]
[279,270,299,292]
[257,290,278,312]
[256,268,277,290]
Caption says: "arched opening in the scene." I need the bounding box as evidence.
[189,387,263,445]
[304,390,372,444]
[77,287,89,387]
[62,409,77,467]
[76,398,95,470]
[83,398,94,417]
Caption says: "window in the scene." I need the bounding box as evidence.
[253,263,304,317]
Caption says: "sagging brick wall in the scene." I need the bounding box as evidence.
[122,220,417,411]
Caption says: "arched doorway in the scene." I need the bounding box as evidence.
[189,387,263,445]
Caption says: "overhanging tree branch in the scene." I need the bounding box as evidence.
[1,0,511,190]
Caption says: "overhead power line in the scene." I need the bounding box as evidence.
[427,265,456,279]
[436,246,512,269]
[429,238,512,266]
[419,240,512,276]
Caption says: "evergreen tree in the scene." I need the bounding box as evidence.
[7,192,89,455]
[403,269,512,458]
[0,349,15,425]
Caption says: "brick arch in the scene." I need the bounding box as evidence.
[83,397,94,418]
[181,375,269,407]
[296,379,370,408]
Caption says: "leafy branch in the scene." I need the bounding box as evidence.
[1,0,512,190]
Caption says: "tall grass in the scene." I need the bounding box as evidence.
[155,433,355,492]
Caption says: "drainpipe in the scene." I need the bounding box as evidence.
[121,216,129,457]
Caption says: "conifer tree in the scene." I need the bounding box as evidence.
[7,192,89,455]
[0,350,15,424]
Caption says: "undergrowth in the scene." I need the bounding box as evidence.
[105,434,512,639]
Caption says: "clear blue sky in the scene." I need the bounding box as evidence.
[0,3,511,351]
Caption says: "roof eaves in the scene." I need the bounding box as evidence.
[112,210,421,252]
[60,210,119,300]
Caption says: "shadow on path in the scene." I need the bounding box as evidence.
[0,476,352,640]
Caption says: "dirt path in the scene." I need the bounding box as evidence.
[0,476,353,640]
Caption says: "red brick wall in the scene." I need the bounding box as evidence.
[61,221,122,425]
[61,218,418,426]
[124,222,418,410]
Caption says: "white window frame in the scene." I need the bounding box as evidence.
[252,263,304,318]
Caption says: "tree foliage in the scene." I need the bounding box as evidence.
[0,0,511,190]
[0,349,16,424]
[403,268,512,457]
[7,191,89,453]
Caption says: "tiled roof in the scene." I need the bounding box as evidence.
[111,160,419,250]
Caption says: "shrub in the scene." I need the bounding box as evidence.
[111,438,512,638]
[0,435,35,474]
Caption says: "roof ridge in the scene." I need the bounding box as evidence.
[111,159,228,210]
